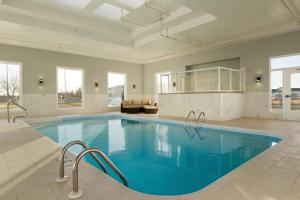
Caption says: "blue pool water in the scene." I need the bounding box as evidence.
[32,115,281,196]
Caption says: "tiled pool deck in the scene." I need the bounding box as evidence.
[0,115,300,200]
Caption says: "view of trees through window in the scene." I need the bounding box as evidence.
[0,62,21,108]
[108,72,125,106]
[57,67,83,108]
[271,70,283,110]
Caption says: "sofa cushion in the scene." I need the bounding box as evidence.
[143,105,157,110]
[124,105,141,108]
[142,100,149,105]
[149,100,156,106]
[132,100,141,105]
[123,100,132,106]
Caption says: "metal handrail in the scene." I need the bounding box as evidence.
[69,148,128,199]
[7,101,28,123]
[56,141,107,183]
[184,111,196,126]
[196,112,206,124]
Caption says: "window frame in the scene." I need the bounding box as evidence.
[0,60,23,111]
[56,66,85,110]
[107,71,127,107]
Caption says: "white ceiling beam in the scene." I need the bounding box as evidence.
[1,0,133,46]
[0,7,132,47]
[84,0,104,12]
[282,0,300,23]
[144,21,300,63]
[132,6,192,37]
[133,13,217,47]
[3,0,133,33]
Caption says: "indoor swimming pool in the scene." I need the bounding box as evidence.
[30,114,281,196]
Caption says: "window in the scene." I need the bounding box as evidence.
[155,72,171,95]
[57,67,83,108]
[0,61,21,108]
[271,70,283,110]
[271,54,300,70]
[107,72,126,106]
[95,3,129,20]
[161,74,170,93]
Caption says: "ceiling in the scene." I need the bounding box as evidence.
[0,0,299,63]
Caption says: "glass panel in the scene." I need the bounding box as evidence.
[291,73,300,110]
[185,72,195,92]
[157,67,240,93]
[108,73,125,106]
[196,69,218,91]
[231,71,240,91]
[271,54,300,70]
[0,63,21,109]
[220,69,230,91]
[58,68,83,108]
[271,71,283,110]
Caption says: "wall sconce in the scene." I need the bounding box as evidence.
[94,81,99,88]
[38,78,44,87]
[256,73,262,83]
[132,82,136,89]
[172,82,176,87]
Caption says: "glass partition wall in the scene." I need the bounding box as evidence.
[160,67,243,93]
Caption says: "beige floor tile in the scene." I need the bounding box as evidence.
[0,169,15,199]
[16,185,57,200]
[2,116,300,200]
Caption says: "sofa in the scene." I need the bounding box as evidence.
[121,100,158,114]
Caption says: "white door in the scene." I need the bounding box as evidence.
[285,68,300,120]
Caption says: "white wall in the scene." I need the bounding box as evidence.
[158,93,244,121]
[0,44,143,118]
[144,31,300,120]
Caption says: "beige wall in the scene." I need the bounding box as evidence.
[1,30,300,119]
[144,31,300,95]
[0,44,143,117]
[144,31,300,119]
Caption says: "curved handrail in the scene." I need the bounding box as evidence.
[196,112,206,124]
[56,141,107,183]
[184,111,196,126]
[69,148,128,198]
[7,101,28,123]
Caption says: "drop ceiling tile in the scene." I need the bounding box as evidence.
[54,0,92,9]
[95,3,130,20]
[118,0,145,9]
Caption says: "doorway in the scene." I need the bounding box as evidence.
[270,54,300,121]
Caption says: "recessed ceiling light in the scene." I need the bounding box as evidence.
[95,3,130,20]
[55,0,92,9]
[118,0,145,9]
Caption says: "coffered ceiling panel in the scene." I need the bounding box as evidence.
[0,0,299,63]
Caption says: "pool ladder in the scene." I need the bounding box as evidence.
[57,141,128,199]
[184,111,196,126]
[7,101,28,123]
[184,111,206,126]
